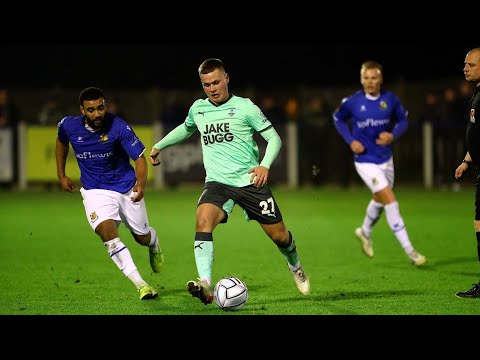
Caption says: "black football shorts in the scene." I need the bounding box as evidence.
[197,181,283,225]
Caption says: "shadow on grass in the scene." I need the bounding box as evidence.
[407,255,478,276]
[257,289,420,305]
[315,289,421,301]
[242,290,423,315]
[371,255,476,272]
[424,255,476,267]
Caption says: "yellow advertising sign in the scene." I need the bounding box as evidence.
[26,126,155,181]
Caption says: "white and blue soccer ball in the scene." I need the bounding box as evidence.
[214,276,248,311]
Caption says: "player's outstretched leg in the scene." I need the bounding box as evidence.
[277,231,310,295]
[105,237,158,299]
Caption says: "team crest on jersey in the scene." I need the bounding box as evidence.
[470,109,476,123]
[100,134,108,142]
[90,212,98,223]
[380,101,388,110]
[372,177,378,186]
[228,108,236,117]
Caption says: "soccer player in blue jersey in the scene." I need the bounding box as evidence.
[333,61,427,267]
[55,87,164,300]
[150,58,310,304]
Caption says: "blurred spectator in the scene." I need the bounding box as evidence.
[108,96,128,121]
[285,96,299,122]
[0,88,20,129]
[455,80,473,117]
[0,88,21,186]
[418,91,444,187]
[436,86,464,189]
[157,92,190,188]
[299,94,333,186]
[159,92,188,132]
[455,80,473,157]
[302,94,332,128]
[418,91,442,125]
[449,81,472,191]
[259,95,287,125]
[38,92,67,126]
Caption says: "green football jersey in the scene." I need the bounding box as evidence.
[185,94,272,187]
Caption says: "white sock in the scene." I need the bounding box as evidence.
[104,238,146,289]
[127,271,148,289]
[384,202,414,254]
[361,200,384,238]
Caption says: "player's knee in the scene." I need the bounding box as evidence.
[269,228,289,245]
[196,214,221,231]
[131,231,150,246]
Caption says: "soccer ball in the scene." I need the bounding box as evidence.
[214,276,248,311]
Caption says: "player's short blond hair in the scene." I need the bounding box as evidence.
[198,58,225,75]
[360,61,383,76]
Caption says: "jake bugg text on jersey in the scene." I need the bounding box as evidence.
[202,123,234,145]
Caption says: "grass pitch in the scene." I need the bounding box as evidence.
[0,186,479,315]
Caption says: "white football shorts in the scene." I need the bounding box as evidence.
[354,157,394,194]
[80,187,150,235]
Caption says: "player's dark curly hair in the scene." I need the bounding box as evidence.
[79,87,105,106]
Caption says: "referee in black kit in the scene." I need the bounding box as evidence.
[454,47,480,298]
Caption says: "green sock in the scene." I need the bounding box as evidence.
[278,231,300,271]
[194,232,214,286]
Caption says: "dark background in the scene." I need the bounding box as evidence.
[1,43,476,89]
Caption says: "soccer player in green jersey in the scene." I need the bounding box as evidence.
[150,58,310,304]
